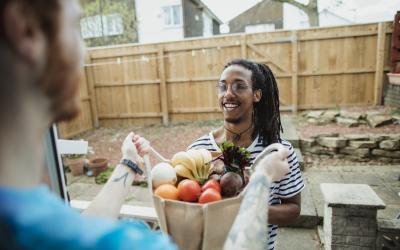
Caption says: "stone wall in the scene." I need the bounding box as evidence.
[384,84,400,108]
[300,134,400,163]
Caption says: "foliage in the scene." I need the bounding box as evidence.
[80,0,138,47]
[94,166,149,187]
[64,154,86,159]
[219,142,251,175]
[95,166,114,184]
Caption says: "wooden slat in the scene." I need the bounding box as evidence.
[374,22,386,105]
[99,113,162,119]
[94,80,161,87]
[84,56,99,128]
[241,34,247,58]
[299,30,378,42]
[246,43,288,73]
[158,47,169,125]
[170,107,221,114]
[291,31,298,112]
[299,68,375,76]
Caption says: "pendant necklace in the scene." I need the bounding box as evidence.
[224,123,253,142]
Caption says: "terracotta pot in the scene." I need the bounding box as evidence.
[65,158,85,176]
[89,158,108,177]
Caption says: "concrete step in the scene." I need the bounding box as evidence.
[286,183,321,228]
[276,227,322,250]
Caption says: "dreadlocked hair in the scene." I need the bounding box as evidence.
[224,59,283,147]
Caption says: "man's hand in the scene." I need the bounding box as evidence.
[253,143,290,182]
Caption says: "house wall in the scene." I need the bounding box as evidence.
[135,0,183,43]
[229,0,283,33]
[212,19,220,35]
[182,0,203,38]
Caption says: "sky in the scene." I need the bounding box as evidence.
[202,0,399,24]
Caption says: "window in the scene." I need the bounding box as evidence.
[162,5,182,26]
[81,14,124,39]
[245,23,275,33]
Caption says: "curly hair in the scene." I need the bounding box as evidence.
[224,59,283,147]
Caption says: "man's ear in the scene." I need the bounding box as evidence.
[2,1,46,66]
[253,89,262,103]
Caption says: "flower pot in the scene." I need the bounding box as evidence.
[65,158,85,176]
[89,158,108,177]
[387,73,400,85]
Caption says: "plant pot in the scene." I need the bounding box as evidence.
[387,73,400,85]
[89,158,108,177]
[65,158,85,176]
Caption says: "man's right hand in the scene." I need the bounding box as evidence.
[254,143,290,182]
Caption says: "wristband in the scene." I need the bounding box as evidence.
[120,159,144,175]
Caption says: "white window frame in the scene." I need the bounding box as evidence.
[162,5,182,27]
[81,14,124,39]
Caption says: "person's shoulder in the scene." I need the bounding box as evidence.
[279,139,294,150]
[187,133,213,150]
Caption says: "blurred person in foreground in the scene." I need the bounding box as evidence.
[0,1,291,250]
[0,0,175,249]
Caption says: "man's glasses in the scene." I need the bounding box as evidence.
[217,82,251,95]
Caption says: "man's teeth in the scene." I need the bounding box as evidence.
[224,103,239,109]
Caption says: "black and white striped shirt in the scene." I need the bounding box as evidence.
[188,132,305,250]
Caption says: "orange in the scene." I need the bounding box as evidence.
[154,184,179,200]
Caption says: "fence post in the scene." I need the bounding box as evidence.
[374,22,386,105]
[241,34,247,59]
[291,31,299,113]
[85,55,99,128]
[158,46,169,126]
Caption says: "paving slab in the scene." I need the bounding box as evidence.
[305,171,344,184]
[276,227,322,250]
[340,172,385,186]
[308,183,325,220]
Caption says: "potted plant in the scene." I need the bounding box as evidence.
[64,154,86,176]
[88,158,109,177]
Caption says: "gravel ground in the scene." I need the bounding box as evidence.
[71,106,399,169]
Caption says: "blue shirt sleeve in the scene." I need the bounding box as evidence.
[0,186,177,250]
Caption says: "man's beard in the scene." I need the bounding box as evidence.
[224,117,243,124]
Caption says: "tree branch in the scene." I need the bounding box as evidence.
[272,0,308,12]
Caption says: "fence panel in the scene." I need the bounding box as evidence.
[59,22,394,136]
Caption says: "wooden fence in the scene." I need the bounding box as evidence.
[58,21,393,138]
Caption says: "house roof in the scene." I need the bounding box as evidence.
[227,0,266,23]
[190,0,223,24]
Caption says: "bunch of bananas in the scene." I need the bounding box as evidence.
[171,149,213,184]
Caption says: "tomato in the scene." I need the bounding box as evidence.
[177,179,202,202]
[201,179,221,193]
[198,189,222,204]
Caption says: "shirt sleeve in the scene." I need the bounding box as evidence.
[275,142,305,199]
[0,186,177,250]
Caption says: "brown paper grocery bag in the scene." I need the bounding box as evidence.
[152,195,243,250]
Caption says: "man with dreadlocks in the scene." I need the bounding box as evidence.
[189,59,304,250]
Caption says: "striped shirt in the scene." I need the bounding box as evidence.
[188,132,305,250]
